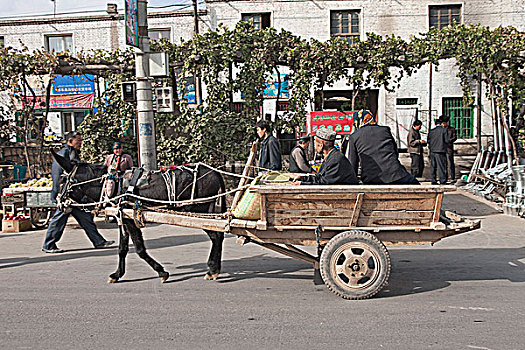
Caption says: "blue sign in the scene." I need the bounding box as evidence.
[139,123,153,136]
[51,75,95,95]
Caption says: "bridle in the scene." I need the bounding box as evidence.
[56,163,106,212]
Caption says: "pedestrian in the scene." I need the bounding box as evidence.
[441,116,457,182]
[293,128,358,185]
[289,135,312,173]
[347,110,419,184]
[407,119,427,178]
[103,141,133,174]
[42,131,115,253]
[427,117,450,185]
[255,120,282,172]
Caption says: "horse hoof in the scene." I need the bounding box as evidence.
[108,277,118,283]
[204,272,219,281]
[160,272,169,283]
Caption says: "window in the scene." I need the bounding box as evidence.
[331,10,360,44]
[429,5,461,29]
[148,29,171,42]
[241,13,271,30]
[442,97,473,138]
[396,98,418,106]
[45,35,73,53]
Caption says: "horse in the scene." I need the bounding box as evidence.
[51,151,227,283]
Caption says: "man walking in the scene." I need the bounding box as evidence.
[407,120,426,178]
[441,116,458,182]
[42,132,114,253]
[427,117,450,185]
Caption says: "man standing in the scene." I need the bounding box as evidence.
[256,120,282,172]
[427,117,450,185]
[42,132,114,253]
[441,116,458,182]
[293,128,358,185]
[407,120,426,178]
[289,135,312,173]
[347,110,419,184]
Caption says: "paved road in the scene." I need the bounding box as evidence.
[1,191,524,350]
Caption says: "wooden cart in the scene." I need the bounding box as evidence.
[106,185,480,299]
[2,187,55,229]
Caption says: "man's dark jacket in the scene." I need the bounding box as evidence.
[348,125,411,184]
[428,126,450,154]
[301,149,358,185]
[446,126,457,154]
[50,145,80,202]
[259,134,282,171]
[407,127,425,155]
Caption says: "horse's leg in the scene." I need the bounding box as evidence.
[108,223,130,283]
[124,219,169,282]
[204,230,224,280]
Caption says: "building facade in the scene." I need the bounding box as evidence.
[1,1,524,147]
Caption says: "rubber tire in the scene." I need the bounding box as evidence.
[30,208,52,229]
[320,230,391,300]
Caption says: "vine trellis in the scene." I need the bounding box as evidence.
[0,23,523,174]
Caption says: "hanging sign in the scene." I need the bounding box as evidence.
[125,0,139,47]
[307,111,357,135]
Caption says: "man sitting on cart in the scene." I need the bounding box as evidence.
[293,128,358,185]
[347,110,419,185]
[41,132,115,254]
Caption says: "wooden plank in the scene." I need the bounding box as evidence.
[359,210,434,219]
[268,216,351,227]
[267,193,364,201]
[350,193,364,226]
[432,193,444,222]
[360,197,436,211]
[267,199,356,210]
[268,208,357,217]
[254,184,456,194]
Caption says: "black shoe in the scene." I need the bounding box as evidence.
[95,240,115,249]
[42,247,65,254]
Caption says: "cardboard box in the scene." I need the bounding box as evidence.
[2,219,32,233]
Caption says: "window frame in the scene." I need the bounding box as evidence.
[44,34,73,53]
[330,10,361,45]
[148,28,171,42]
[241,12,271,30]
[429,4,462,30]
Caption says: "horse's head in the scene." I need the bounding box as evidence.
[51,150,107,211]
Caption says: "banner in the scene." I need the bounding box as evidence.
[24,93,95,109]
[51,74,95,95]
[263,74,289,99]
[125,0,139,47]
[307,111,357,135]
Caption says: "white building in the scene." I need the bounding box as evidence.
[1,1,523,147]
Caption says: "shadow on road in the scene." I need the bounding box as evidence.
[442,192,502,218]
[0,233,210,270]
[379,247,525,298]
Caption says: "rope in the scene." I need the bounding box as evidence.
[68,184,251,209]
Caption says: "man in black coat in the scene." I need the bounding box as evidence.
[293,128,358,185]
[256,120,282,172]
[441,116,458,181]
[407,119,427,178]
[347,110,418,184]
[42,132,114,253]
[427,117,450,185]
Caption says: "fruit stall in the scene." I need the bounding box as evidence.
[2,177,55,231]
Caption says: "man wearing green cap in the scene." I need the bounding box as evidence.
[293,128,358,185]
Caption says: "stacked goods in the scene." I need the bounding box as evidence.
[8,178,52,188]
[2,214,32,233]
[232,172,294,220]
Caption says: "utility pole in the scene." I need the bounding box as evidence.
[135,0,157,170]
[192,0,203,106]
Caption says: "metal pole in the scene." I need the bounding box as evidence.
[476,75,482,152]
[135,0,157,170]
[428,62,433,131]
[192,0,203,106]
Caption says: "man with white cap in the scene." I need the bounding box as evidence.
[293,128,358,185]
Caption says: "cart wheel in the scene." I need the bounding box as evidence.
[30,208,53,229]
[320,230,390,300]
